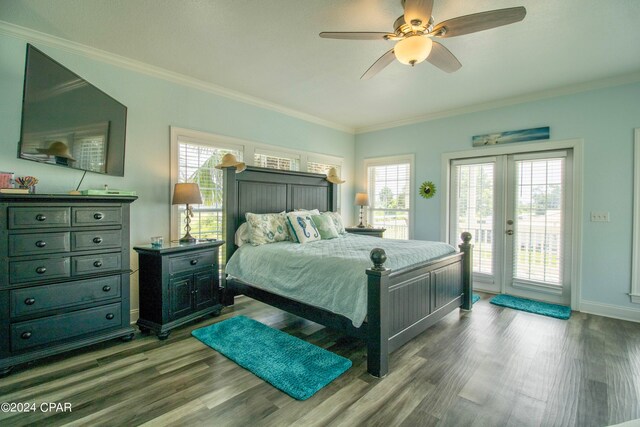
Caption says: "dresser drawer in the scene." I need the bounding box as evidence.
[72,230,122,251]
[10,257,71,284]
[8,207,70,229]
[72,207,122,226]
[10,276,121,318]
[73,253,122,275]
[11,303,122,352]
[169,250,216,275]
[9,232,70,256]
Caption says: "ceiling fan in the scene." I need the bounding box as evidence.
[319,0,526,79]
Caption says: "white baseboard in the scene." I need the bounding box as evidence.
[130,309,139,324]
[579,300,640,323]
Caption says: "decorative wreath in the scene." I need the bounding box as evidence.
[419,181,436,199]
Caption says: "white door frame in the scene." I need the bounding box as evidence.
[441,138,584,310]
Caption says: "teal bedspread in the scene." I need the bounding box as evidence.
[225,234,456,327]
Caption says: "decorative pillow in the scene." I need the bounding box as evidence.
[322,211,346,235]
[294,209,320,215]
[245,212,289,246]
[311,214,339,240]
[235,222,250,247]
[286,212,321,244]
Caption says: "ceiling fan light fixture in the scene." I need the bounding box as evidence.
[394,35,432,66]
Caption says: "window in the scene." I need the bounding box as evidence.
[254,149,299,171]
[365,156,414,239]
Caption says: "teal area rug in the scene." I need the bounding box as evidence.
[472,294,481,304]
[490,294,571,320]
[191,316,352,400]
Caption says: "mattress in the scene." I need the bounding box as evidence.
[225,233,456,327]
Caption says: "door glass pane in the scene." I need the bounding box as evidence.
[513,158,564,284]
[454,163,494,274]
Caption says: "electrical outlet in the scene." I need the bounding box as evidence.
[590,212,610,222]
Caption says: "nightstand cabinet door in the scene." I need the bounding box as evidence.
[194,270,217,311]
[169,274,194,320]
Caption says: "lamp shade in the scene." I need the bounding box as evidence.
[172,183,202,205]
[394,35,433,65]
[354,192,370,206]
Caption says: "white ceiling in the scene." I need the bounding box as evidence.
[2,0,640,132]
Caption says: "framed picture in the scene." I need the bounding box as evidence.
[472,126,550,147]
[0,172,15,189]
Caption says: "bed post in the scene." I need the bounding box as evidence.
[222,166,238,306]
[459,232,474,311]
[366,248,390,378]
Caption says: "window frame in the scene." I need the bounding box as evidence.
[363,154,415,239]
[632,129,640,303]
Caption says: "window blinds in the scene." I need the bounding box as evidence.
[367,162,411,239]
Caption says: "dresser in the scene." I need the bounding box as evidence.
[134,240,223,340]
[345,227,386,238]
[0,194,137,376]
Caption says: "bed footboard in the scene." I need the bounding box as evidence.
[365,233,473,377]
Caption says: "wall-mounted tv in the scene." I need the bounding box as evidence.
[18,44,127,176]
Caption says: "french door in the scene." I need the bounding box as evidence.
[450,150,573,305]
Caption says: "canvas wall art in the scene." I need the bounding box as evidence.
[472,126,550,147]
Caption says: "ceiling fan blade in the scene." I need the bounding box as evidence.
[319,32,393,40]
[403,0,434,27]
[361,49,396,80]
[432,6,526,38]
[427,41,462,73]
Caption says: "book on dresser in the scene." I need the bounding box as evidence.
[0,194,137,377]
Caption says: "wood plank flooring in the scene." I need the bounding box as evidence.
[1,294,639,426]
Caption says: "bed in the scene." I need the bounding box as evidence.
[221,166,473,377]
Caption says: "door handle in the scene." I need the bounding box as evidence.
[506,230,514,236]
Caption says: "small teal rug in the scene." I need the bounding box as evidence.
[191,316,352,400]
[472,294,481,304]
[490,294,571,320]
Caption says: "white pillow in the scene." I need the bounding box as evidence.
[235,222,250,247]
[286,212,321,244]
[322,211,346,235]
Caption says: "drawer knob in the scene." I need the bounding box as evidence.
[35,214,47,222]
[35,266,47,274]
[102,285,112,292]
[106,313,115,320]
[190,259,198,266]
[21,331,32,339]
[35,240,47,248]
[94,261,103,268]
[94,213,104,220]
[24,298,36,305]
[93,237,103,244]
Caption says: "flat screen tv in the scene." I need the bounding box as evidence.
[18,44,127,176]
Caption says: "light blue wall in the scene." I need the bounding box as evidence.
[355,81,640,311]
[0,34,355,312]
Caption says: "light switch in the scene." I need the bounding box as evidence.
[590,212,610,222]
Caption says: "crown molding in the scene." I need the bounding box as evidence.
[355,70,640,134]
[0,20,354,134]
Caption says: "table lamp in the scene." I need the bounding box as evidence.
[354,192,369,228]
[172,183,203,243]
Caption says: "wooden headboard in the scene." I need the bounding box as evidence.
[222,166,337,262]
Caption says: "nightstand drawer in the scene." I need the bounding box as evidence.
[10,276,121,318]
[10,257,71,284]
[11,303,122,352]
[8,232,70,256]
[8,207,70,229]
[169,250,216,275]
[72,230,122,251]
[72,207,122,226]
[73,253,121,275]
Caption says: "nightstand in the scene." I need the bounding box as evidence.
[133,240,224,340]
[345,227,386,238]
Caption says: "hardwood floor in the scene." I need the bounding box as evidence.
[1,294,639,426]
